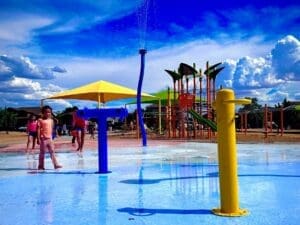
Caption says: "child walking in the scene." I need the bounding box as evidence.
[26,114,38,159]
[72,106,86,157]
[37,105,62,170]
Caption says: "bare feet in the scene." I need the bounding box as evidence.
[54,165,62,169]
[38,166,45,170]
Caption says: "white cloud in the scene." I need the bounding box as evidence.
[137,37,273,92]
[8,77,41,93]
[0,76,68,108]
[232,35,300,88]
[44,83,65,92]
[232,56,284,89]
[0,1,140,56]
[0,59,11,80]
[44,99,73,109]
[1,35,299,109]
[215,35,300,105]
[0,1,298,110]
[271,35,300,80]
[266,90,289,104]
[0,77,42,94]
[0,13,53,43]
[216,59,237,88]
[51,66,67,73]
[14,1,139,35]
[40,36,278,105]
[0,1,139,36]
[276,81,300,101]
[0,55,63,81]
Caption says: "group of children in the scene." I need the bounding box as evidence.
[26,105,86,170]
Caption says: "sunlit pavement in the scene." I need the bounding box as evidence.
[0,142,300,225]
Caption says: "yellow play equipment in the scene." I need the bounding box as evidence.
[212,88,251,217]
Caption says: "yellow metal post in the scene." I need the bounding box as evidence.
[212,89,250,217]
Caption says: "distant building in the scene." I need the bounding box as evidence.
[8,107,41,128]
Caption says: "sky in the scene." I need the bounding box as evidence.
[0,0,299,111]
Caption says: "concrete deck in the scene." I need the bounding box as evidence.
[0,141,299,225]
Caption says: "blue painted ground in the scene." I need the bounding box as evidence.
[0,143,299,225]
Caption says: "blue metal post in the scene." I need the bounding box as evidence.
[137,48,147,146]
[98,116,108,173]
[78,108,128,173]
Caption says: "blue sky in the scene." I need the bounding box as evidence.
[0,0,299,111]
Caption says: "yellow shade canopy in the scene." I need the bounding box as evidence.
[44,80,155,104]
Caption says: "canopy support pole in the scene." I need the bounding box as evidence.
[158,98,162,134]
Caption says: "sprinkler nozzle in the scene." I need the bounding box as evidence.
[139,49,147,54]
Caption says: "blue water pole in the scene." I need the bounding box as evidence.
[137,48,147,146]
[98,116,108,173]
[78,108,128,173]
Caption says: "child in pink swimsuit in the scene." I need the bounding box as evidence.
[37,105,62,170]
[26,114,37,158]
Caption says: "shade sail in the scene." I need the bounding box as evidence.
[127,89,202,106]
[45,80,155,104]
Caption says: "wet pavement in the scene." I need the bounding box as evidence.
[0,142,300,225]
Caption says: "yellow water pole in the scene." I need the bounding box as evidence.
[212,89,250,217]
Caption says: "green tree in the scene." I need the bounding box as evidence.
[282,98,291,108]
[0,107,17,134]
[237,97,263,129]
[238,97,262,112]
[55,107,75,127]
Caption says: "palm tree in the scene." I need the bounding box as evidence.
[197,69,203,115]
[165,69,181,138]
[165,69,181,103]
[178,63,198,94]
[192,63,197,96]
[204,62,224,101]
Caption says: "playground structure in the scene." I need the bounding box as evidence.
[237,102,300,140]
[137,61,298,140]
[239,104,285,137]
[162,61,224,140]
